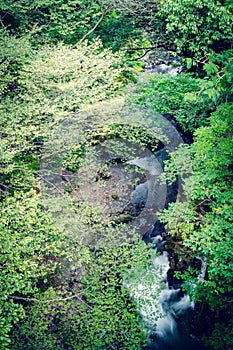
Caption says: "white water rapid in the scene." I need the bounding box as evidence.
[126,237,205,350]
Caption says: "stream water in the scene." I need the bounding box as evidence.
[144,245,205,350]
[126,149,206,350]
[126,63,205,349]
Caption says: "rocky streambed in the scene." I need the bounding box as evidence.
[39,87,206,348]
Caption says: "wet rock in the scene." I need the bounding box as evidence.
[150,220,166,238]
[162,112,193,145]
[157,241,166,254]
[153,148,169,168]
[130,181,148,208]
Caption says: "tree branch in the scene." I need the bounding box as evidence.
[73,1,114,47]
[8,293,85,304]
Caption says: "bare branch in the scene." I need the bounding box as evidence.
[73,1,114,47]
[37,173,65,195]
[8,293,89,305]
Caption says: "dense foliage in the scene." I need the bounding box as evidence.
[157,0,233,59]
[0,0,232,349]
[10,230,152,350]
[160,103,233,349]
[128,73,217,131]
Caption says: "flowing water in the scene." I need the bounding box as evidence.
[125,143,206,349]
[127,234,206,350]
[147,245,205,349]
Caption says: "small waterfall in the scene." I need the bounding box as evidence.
[151,245,197,350]
[145,241,205,350]
[196,256,207,284]
[126,236,205,350]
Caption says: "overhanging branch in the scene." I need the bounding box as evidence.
[73,1,114,47]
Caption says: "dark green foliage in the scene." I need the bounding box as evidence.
[128,73,216,131]
[161,103,233,347]
[202,49,233,103]
[157,0,233,59]
[0,0,141,48]
[0,29,32,97]
[0,0,98,44]
[96,9,141,51]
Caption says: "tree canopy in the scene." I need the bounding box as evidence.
[0,0,232,349]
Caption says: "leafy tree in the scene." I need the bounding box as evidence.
[1,1,232,349]
[0,0,101,44]
[10,227,153,350]
[127,73,216,131]
[0,191,65,349]
[18,39,125,111]
[201,49,233,103]
[156,0,233,60]
[0,29,33,97]
[0,0,155,49]
[0,27,156,349]
[0,34,126,194]
[161,103,233,348]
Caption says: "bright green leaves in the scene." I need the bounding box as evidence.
[0,191,59,292]
[202,50,233,102]
[10,230,151,349]
[192,104,233,198]
[0,190,94,349]
[0,191,61,349]
[19,39,125,112]
[0,1,232,348]
[203,62,219,76]
[75,236,150,349]
[0,35,127,195]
